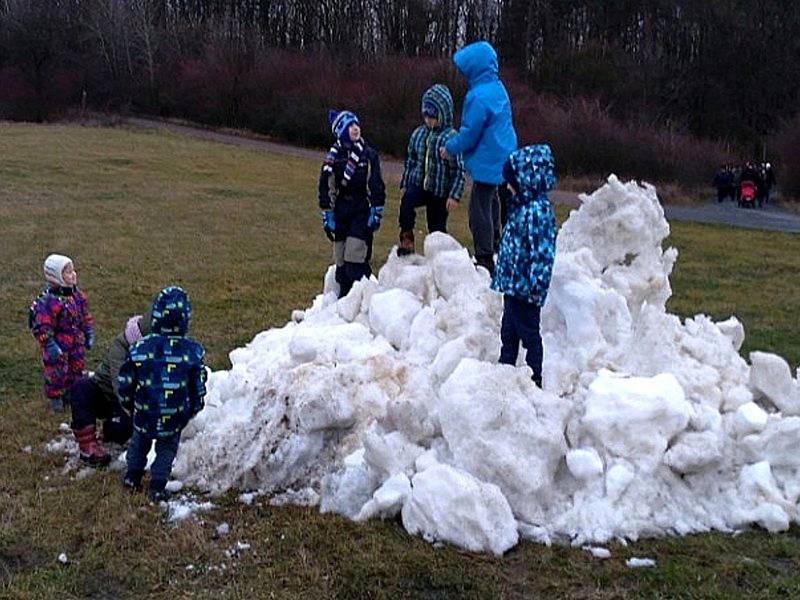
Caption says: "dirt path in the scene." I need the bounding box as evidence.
[117,115,800,234]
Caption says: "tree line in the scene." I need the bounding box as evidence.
[1,0,798,193]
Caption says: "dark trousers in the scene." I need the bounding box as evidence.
[69,377,133,443]
[126,429,181,489]
[333,197,373,297]
[469,182,500,258]
[498,295,543,385]
[399,185,448,233]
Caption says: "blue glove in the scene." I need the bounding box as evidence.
[367,206,384,231]
[85,327,95,350]
[45,338,63,361]
[321,210,336,241]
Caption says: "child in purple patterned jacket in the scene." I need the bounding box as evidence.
[29,254,94,412]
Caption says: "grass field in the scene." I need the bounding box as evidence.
[1,123,799,599]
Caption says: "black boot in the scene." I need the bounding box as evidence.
[148,479,170,502]
[122,470,143,491]
[475,254,495,277]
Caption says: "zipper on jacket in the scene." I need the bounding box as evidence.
[423,129,432,191]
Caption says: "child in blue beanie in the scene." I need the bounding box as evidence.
[319,110,386,297]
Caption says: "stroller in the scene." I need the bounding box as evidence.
[739,180,757,208]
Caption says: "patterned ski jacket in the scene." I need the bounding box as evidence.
[400,84,466,200]
[492,145,557,306]
[118,287,207,439]
[29,286,93,360]
[318,140,386,210]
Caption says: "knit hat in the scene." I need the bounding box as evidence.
[329,110,359,143]
[124,315,144,345]
[502,157,519,193]
[43,254,73,286]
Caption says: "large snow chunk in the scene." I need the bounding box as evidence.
[750,352,800,415]
[368,289,423,350]
[401,464,518,555]
[567,448,605,480]
[430,248,483,300]
[438,359,567,523]
[582,371,692,467]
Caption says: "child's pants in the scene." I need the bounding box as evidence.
[399,184,449,233]
[333,197,373,298]
[69,376,133,443]
[469,182,501,258]
[126,429,181,489]
[498,295,543,385]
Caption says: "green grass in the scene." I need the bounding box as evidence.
[1,122,800,599]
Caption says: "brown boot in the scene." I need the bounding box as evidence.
[73,425,111,468]
[397,230,415,257]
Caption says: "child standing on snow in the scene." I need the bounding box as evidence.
[492,145,557,388]
[319,109,386,298]
[397,84,466,256]
[29,254,94,412]
[118,286,207,501]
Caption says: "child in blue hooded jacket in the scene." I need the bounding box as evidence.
[398,84,466,255]
[441,41,518,275]
[118,286,207,501]
[492,145,557,388]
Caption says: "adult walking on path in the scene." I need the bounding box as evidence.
[440,41,518,275]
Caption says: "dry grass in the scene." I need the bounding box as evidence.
[2,123,800,599]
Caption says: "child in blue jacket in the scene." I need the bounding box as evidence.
[441,41,518,275]
[492,145,557,388]
[118,286,207,501]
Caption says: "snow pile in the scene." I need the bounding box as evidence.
[172,175,800,555]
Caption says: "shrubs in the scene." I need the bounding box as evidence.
[771,116,800,200]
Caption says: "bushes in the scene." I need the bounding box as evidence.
[771,116,800,200]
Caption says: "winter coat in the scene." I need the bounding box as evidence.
[318,140,386,210]
[118,287,206,439]
[492,144,557,306]
[30,286,93,361]
[444,41,518,185]
[400,84,466,200]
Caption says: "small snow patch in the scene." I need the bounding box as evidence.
[626,557,656,568]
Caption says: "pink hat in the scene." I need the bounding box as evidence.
[124,315,144,345]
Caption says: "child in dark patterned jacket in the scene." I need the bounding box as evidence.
[29,254,94,412]
[491,145,557,388]
[397,84,466,256]
[118,286,207,502]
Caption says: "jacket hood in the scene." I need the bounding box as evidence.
[453,41,499,86]
[421,84,455,129]
[150,286,191,336]
[507,144,556,199]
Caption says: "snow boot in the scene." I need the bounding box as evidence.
[122,470,143,491]
[475,254,495,277]
[148,480,171,503]
[397,230,415,257]
[73,425,111,467]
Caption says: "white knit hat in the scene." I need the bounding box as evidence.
[43,254,73,286]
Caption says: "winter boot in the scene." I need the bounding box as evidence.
[148,479,171,503]
[475,254,495,277]
[397,230,415,257]
[122,470,143,491]
[73,425,111,467]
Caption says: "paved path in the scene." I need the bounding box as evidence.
[119,115,800,234]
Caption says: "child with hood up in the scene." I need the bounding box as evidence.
[29,254,94,412]
[118,286,206,501]
[492,145,557,388]
[397,83,466,255]
[319,110,386,298]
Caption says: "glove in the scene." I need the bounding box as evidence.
[85,327,95,350]
[367,206,384,232]
[45,338,63,361]
[321,210,335,242]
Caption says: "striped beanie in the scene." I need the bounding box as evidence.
[328,110,359,143]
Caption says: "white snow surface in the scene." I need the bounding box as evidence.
[171,175,800,554]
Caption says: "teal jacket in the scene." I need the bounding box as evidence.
[445,41,518,185]
[400,84,466,200]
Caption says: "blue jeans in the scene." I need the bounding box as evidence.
[499,295,543,385]
[126,429,181,489]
